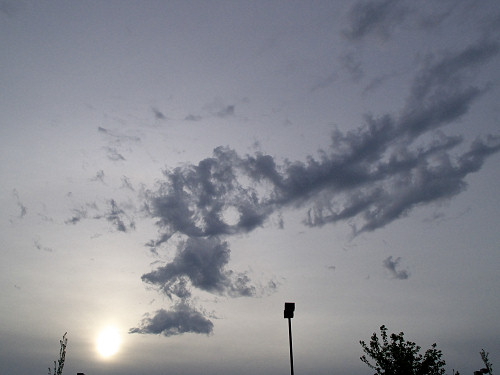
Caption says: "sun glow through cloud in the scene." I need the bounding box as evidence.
[96,327,121,358]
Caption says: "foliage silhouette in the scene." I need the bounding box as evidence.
[360,325,448,375]
[48,332,67,375]
[479,349,493,374]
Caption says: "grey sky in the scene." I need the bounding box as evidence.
[1,1,499,374]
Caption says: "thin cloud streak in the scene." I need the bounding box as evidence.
[343,0,410,41]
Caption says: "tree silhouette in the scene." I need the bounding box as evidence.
[48,332,67,375]
[479,349,493,375]
[360,325,448,375]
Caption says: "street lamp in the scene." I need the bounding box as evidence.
[284,302,295,375]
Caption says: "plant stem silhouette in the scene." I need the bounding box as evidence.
[48,332,67,375]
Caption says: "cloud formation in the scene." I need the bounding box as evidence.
[152,107,166,120]
[343,0,409,41]
[12,189,27,219]
[130,302,214,336]
[383,256,409,279]
[131,37,500,336]
[142,237,256,299]
[66,199,135,232]
[342,0,461,42]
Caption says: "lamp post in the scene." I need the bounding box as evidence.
[284,302,295,375]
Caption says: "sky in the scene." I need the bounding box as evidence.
[1,1,500,374]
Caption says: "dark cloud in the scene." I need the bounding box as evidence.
[143,147,271,244]
[129,302,213,336]
[142,237,255,299]
[343,0,410,41]
[133,39,499,336]
[383,256,409,279]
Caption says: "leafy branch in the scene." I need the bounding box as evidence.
[48,332,67,375]
[480,349,493,375]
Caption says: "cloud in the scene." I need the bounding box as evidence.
[66,200,135,232]
[152,107,166,120]
[216,105,235,118]
[121,176,135,191]
[342,0,410,41]
[185,114,202,121]
[383,256,409,279]
[363,74,391,94]
[65,208,87,225]
[97,126,141,144]
[90,170,105,183]
[415,3,458,30]
[99,199,136,233]
[12,189,27,219]
[143,147,271,244]
[104,147,126,161]
[310,71,338,92]
[133,38,499,336]
[34,239,53,253]
[142,237,255,299]
[339,53,364,82]
[129,302,214,336]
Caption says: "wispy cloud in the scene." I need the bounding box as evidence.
[310,71,338,92]
[383,256,409,279]
[152,107,166,120]
[34,239,53,253]
[90,170,105,184]
[339,52,364,82]
[342,0,410,41]
[97,126,141,143]
[184,114,202,122]
[65,207,88,225]
[104,147,126,161]
[98,199,136,233]
[215,105,235,118]
[12,189,27,219]
[66,200,135,233]
[121,176,135,191]
[128,38,499,336]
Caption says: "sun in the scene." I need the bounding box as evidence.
[96,326,121,358]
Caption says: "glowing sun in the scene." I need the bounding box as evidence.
[96,327,121,358]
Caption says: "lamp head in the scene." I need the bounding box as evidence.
[284,302,295,319]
